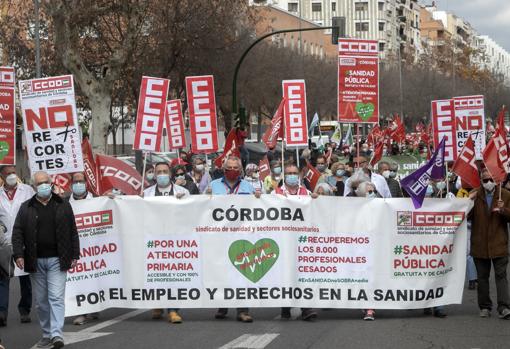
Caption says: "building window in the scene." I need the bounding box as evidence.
[378,22,385,31]
[332,2,336,11]
[288,2,298,12]
[379,42,385,52]
[312,3,322,12]
[355,2,368,11]
[378,2,384,11]
[355,22,369,32]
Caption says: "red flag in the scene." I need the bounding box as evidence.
[304,161,321,192]
[369,141,384,167]
[259,156,271,180]
[494,106,509,172]
[82,138,100,196]
[51,173,72,193]
[214,128,241,168]
[451,136,481,189]
[483,137,507,184]
[390,115,405,143]
[96,154,148,195]
[262,98,285,150]
[367,125,382,146]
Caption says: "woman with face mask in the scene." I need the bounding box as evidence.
[173,165,199,195]
[327,162,347,196]
[263,160,283,193]
[144,164,155,186]
[244,164,264,193]
[189,157,211,194]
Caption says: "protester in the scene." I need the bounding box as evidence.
[345,171,371,197]
[244,163,264,193]
[326,162,346,196]
[263,160,282,193]
[0,165,35,327]
[457,183,478,290]
[315,155,331,180]
[378,161,403,197]
[173,165,199,194]
[344,157,391,198]
[144,162,189,324]
[12,171,80,349]
[66,172,98,326]
[469,169,510,319]
[274,163,318,321]
[211,156,259,322]
[144,164,155,186]
[188,156,211,194]
[314,183,333,196]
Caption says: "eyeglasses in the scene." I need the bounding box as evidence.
[482,178,494,183]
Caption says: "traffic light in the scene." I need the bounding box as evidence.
[332,17,346,45]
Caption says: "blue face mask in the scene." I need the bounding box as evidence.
[36,183,52,199]
[285,174,300,187]
[273,167,282,175]
[336,170,345,177]
[72,182,87,196]
[426,185,434,197]
[156,174,170,188]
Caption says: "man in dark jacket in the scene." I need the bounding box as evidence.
[469,169,510,320]
[12,171,80,349]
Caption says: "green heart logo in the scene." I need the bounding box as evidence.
[0,141,9,160]
[355,102,375,121]
[228,239,279,283]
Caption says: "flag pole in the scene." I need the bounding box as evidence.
[445,163,450,195]
[140,151,148,195]
[296,148,300,168]
[356,124,360,167]
[499,183,502,201]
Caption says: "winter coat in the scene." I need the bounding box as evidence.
[11,194,80,273]
[468,188,510,259]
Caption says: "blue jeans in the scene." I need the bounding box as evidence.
[31,258,67,339]
[0,275,32,318]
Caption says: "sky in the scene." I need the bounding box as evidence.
[425,0,510,51]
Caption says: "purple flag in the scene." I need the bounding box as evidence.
[401,138,446,208]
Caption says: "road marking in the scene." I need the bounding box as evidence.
[219,333,279,349]
[30,309,147,349]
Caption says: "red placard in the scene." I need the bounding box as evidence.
[282,80,308,147]
[165,99,186,150]
[133,76,170,152]
[0,67,15,87]
[337,39,379,123]
[185,75,219,154]
[432,99,456,161]
[0,87,16,165]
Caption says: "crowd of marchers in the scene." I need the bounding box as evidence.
[0,140,510,349]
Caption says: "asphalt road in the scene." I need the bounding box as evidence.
[1,279,509,349]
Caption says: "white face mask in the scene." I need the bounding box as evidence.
[436,181,447,191]
[382,170,390,179]
[483,181,496,192]
[5,174,17,187]
[252,172,260,179]
[195,164,204,172]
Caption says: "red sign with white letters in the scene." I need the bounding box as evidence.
[185,75,219,154]
[432,99,456,162]
[0,86,16,165]
[164,100,186,150]
[337,39,379,123]
[282,80,308,147]
[133,76,170,152]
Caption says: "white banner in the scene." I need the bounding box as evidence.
[19,75,83,175]
[65,196,472,316]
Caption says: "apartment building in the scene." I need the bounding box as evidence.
[474,35,510,85]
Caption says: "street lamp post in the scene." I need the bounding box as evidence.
[231,26,338,130]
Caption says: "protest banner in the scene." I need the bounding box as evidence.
[185,75,219,154]
[338,39,379,124]
[65,195,471,315]
[165,99,186,150]
[0,66,15,87]
[133,76,170,152]
[19,75,84,175]
[432,96,486,162]
[0,82,16,165]
[282,80,308,147]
